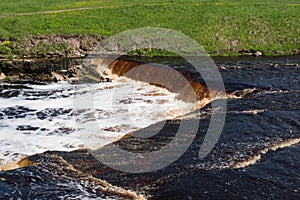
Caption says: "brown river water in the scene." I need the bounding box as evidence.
[0,55,299,199]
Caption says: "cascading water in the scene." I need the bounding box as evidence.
[0,59,204,170]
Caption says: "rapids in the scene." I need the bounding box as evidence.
[0,56,299,199]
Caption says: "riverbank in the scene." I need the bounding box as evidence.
[0,33,269,61]
[0,0,299,57]
[1,54,300,84]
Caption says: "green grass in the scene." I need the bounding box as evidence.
[0,0,299,56]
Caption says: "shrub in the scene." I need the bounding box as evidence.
[3,76,11,83]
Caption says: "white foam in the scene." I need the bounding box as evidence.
[0,77,196,168]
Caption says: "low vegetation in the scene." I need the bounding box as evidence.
[0,0,299,56]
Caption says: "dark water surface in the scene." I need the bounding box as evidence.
[0,56,299,199]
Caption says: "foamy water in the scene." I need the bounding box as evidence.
[0,76,196,168]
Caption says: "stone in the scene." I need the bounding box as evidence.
[51,72,65,81]
[254,51,262,57]
[0,73,6,80]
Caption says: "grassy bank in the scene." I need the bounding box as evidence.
[0,0,299,56]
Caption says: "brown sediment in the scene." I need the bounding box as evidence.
[17,157,36,168]
[0,157,35,171]
[231,138,300,169]
[227,88,261,99]
[50,154,146,200]
[0,161,20,171]
[2,152,146,199]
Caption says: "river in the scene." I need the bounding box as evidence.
[0,55,299,199]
